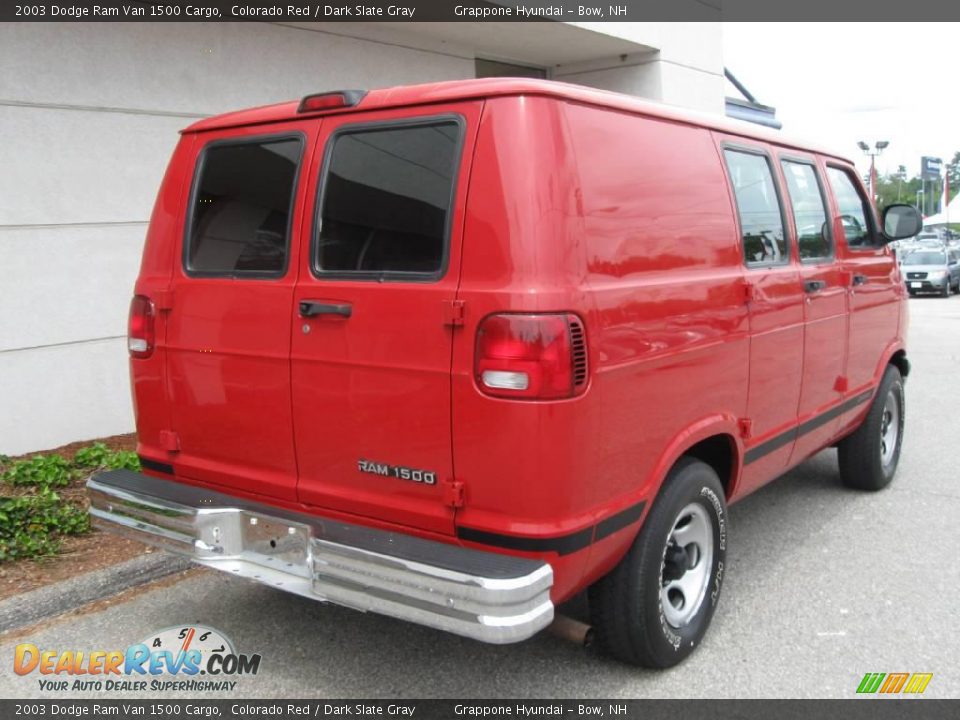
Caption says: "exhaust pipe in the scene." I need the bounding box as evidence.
[548,614,594,647]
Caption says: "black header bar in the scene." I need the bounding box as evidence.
[0,700,957,720]
[3,0,960,21]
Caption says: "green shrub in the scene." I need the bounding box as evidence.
[72,442,111,469]
[0,441,136,562]
[74,443,140,472]
[105,450,140,471]
[2,454,72,488]
[0,489,90,562]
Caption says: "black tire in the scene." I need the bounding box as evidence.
[589,458,727,668]
[941,283,950,298]
[837,365,904,491]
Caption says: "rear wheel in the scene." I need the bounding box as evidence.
[837,365,904,491]
[589,458,726,668]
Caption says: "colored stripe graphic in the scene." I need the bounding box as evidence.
[879,673,909,693]
[857,673,885,694]
[857,672,933,694]
[903,673,933,694]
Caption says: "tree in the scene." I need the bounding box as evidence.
[946,151,960,204]
[875,172,921,210]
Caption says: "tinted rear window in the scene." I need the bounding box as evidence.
[186,137,302,276]
[315,120,461,279]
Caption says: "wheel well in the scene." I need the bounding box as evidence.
[889,350,910,379]
[683,434,736,499]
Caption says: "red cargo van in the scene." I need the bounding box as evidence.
[88,79,921,668]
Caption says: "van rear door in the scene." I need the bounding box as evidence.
[166,120,317,500]
[290,102,482,535]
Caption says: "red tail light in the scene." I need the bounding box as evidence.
[475,314,588,400]
[128,295,155,359]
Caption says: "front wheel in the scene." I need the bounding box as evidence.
[837,365,904,491]
[589,458,727,668]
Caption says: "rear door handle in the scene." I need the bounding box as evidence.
[852,274,868,286]
[803,280,827,293]
[299,300,352,318]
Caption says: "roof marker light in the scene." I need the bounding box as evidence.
[297,90,367,114]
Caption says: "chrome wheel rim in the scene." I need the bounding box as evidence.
[660,503,714,629]
[880,389,900,469]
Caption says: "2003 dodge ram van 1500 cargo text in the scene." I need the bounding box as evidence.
[87,79,922,668]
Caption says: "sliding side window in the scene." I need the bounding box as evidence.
[724,149,788,266]
[781,160,832,261]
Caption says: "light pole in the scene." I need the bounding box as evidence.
[858,140,889,205]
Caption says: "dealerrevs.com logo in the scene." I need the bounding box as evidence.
[14,625,261,693]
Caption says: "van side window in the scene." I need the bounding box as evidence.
[186,137,302,276]
[724,150,788,266]
[315,120,461,278]
[826,167,877,249]
[781,160,832,261]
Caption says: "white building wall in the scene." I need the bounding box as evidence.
[0,23,473,456]
[556,23,725,113]
[1,21,723,455]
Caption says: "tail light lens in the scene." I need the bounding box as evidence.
[128,295,155,359]
[475,313,588,400]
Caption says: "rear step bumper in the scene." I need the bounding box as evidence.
[86,470,554,644]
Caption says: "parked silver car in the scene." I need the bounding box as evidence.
[902,248,960,297]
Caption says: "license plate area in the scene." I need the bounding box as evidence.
[910,282,922,288]
[240,513,311,575]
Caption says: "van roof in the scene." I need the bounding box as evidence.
[184,78,854,164]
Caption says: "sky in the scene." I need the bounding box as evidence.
[722,23,958,183]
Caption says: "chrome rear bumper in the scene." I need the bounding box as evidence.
[86,470,553,644]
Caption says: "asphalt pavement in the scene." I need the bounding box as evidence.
[2,295,959,699]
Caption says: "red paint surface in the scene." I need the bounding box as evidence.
[130,80,905,604]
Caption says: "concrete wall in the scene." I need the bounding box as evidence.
[0,22,723,455]
[0,23,473,455]
[556,23,725,113]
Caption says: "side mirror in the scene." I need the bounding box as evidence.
[882,203,922,242]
